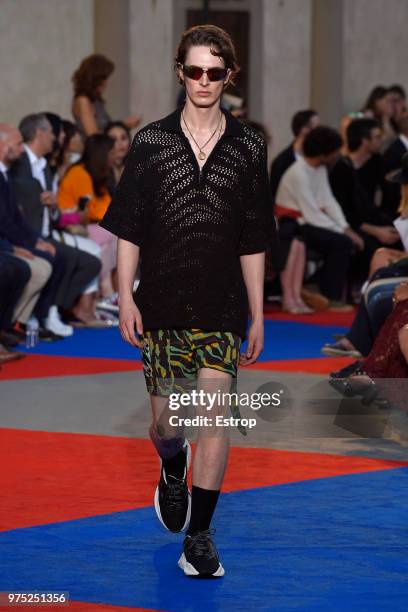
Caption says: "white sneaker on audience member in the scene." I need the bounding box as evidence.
[45,306,74,337]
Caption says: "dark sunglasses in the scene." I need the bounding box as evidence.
[180,64,228,82]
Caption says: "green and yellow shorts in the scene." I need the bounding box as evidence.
[140,328,241,397]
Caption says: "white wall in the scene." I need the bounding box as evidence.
[343,0,408,113]
[0,0,94,126]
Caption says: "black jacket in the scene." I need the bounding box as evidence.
[329,157,391,231]
[0,172,39,250]
[269,144,296,202]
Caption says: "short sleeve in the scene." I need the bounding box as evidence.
[238,139,278,255]
[58,166,93,212]
[99,134,147,246]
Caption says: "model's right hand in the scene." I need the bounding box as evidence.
[119,295,144,348]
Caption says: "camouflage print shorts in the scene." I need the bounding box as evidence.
[140,328,241,397]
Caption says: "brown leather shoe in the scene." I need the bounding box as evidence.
[327,301,354,313]
[300,289,329,311]
[0,343,26,364]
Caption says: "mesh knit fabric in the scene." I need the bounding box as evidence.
[100,106,276,340]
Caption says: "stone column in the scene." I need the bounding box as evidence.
[261,0,313,154]
[129,0,176,128]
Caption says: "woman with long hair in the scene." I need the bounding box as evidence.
[362,85,396,149]
[57,120,84,180]
[104,121,131,187]
[71,54,141,137]
[58,134,118,301]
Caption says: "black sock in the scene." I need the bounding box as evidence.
[187,485,220,536]
[162,448,187,479]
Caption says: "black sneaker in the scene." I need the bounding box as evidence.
[38,327,65,342]
[178,529,225,578]
[154,440,191,532]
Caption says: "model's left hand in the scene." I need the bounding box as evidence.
[240,317,264,366]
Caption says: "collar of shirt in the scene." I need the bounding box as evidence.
[158,105,246,138]
[299,156,321,174]
[399,134,408,151]
[24,144,47,173]
[0,160,8,179]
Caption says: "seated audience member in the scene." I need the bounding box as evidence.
[104,121,131,188]
[270,109,319,201]
[329,286,408,411]
[330,118,400,280]
[58,134,117,301]
[57,121,84,180]
[339,112,365,155]
[275,126,364,311]
[44,112,65,180]
[277,230,312,314]
[362,85,397,150]
[0,235,52,343]
[323,155,408,358]
[6,116,101,331]
[382,115,408,218]
[390,153,408,251]
[388,84,407,124]
[43,117,105,323]
[0,238,29,362]
[322,251,408,358]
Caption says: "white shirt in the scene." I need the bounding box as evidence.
[0,161,8,182]
[24,144,49,237]
[275,157,349,233]
[394,217,408,251]
[399,134,408,152]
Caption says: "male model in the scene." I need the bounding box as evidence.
[101,24,274,578]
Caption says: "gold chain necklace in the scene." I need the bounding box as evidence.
[181,111,223,160]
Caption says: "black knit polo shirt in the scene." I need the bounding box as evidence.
[100,106,275,340]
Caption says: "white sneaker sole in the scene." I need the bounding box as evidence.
[154,440,192,532]
[45,324,73,337]
[177,553,225,577]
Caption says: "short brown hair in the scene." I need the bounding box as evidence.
[72,54,115,101]
[174,24,240,86]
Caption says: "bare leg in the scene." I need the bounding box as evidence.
[292,241,314,313]
[192,367,232,490]
[280,239,301,312]
[149,394,186,459]
[72,293,97,323]
[369,247,403,278]
[398,324,408,363]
